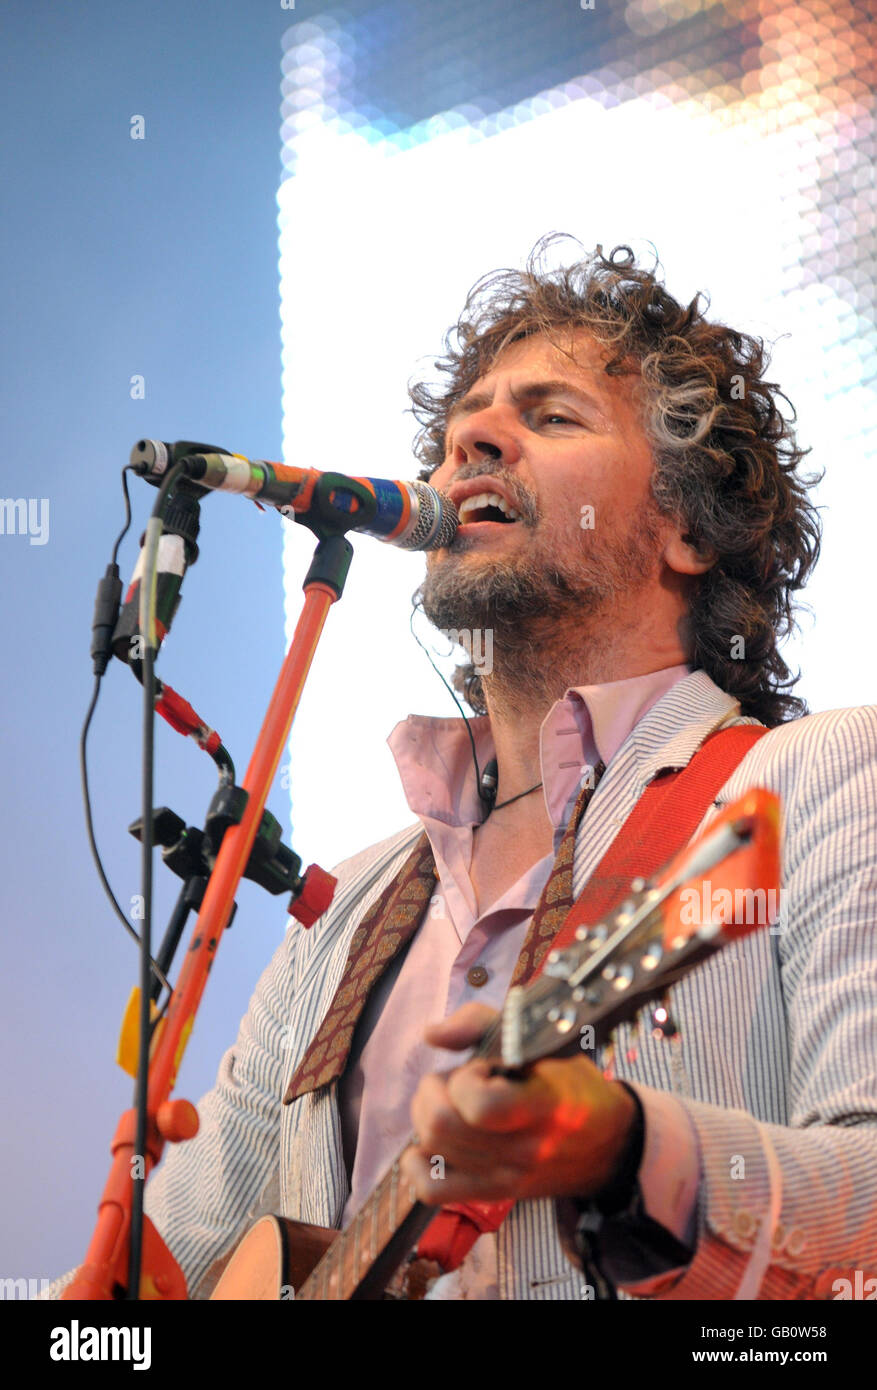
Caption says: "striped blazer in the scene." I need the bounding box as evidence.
[49,670,877,1299]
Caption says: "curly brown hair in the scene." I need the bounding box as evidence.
[409,234,822,726]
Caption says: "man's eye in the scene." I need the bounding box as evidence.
[539,413,576,426]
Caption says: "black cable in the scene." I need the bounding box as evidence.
[113,465,135,565]
[409,601,492,806]
[128,459,186,1300]
[408,603,547,813]
[129,616,155,1299]
[149,980,173,1033]
[79,676,171,993]
[492,779,543,812]
[80,465,171,991]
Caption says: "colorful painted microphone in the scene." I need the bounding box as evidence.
[130,440,458,551]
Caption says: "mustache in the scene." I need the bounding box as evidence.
[450,465,540,525]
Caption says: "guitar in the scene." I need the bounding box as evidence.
[211,787,780,1300]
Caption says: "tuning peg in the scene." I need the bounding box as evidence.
[650,1003,678,1039]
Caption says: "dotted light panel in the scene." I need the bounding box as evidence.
[277,0,876,867]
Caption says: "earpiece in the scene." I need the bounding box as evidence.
[479,757,498,805]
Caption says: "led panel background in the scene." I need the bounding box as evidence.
[278,0,876,873]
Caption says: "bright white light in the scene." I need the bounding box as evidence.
[278,45,875,872]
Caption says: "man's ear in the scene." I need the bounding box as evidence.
[664,530,716,576]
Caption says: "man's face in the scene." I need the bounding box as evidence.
[419,329,674,637]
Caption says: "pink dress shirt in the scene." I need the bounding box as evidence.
[338,665,700,1297]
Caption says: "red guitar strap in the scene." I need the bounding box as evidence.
[416,723,770,1274]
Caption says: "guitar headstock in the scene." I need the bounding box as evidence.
[493,787,780,1070]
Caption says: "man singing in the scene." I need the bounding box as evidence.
[52,237,877,1300]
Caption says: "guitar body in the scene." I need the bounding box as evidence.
[211,1216,334,1299]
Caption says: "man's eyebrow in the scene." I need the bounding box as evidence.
[445,379,607,430]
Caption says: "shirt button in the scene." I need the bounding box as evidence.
[785,1230,807,1256]
[466,965,489,988]
[734,1210,756,1241]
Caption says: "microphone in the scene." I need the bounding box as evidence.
[130,440,458,551]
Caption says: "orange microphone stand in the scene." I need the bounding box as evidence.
[65,528,352,1300]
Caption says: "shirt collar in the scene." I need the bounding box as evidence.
[387,663,707,831]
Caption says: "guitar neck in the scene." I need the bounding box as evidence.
[296,1022,507,1301]
[294,1149,432,1300]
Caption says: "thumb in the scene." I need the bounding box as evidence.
[424,1001,498,1051]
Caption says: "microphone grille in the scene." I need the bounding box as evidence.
[405,482,458,550]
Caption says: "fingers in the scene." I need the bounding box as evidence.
[412,1055,602,1151]
[400,1143,525,1206]
[423,1001,498,1051]
[446,1061,548,1133]
[405,1051,631,1206]
[410,1070,505,1161]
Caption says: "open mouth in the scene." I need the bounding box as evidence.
[456,491,521,525]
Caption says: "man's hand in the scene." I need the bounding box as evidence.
[400,1002,638,1206]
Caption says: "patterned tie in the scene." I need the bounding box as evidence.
[283,764,605,1104]
[509,762,605,987]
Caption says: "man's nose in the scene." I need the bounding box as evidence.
[451,409,521,468]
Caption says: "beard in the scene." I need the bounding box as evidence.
[414,493,666,713]
[418,495,663,635]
